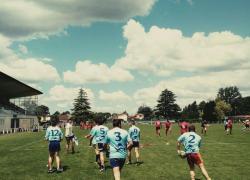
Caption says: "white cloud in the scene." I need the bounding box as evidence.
[99,90,131,102]
[18,44,28,54]
[134,69,250,108]
[0,35,60,82]
[114,19,250,76]
[41,85,94,110]
[0,0,156,39]
[63,60,134,84]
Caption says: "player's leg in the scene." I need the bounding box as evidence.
[113,167,121,180]
[48,152,54,172]
[95,147,101,166]
[204,127,207,135]
[230,127,232,134]
[127,146,132,164]
[189,166,195,180]
[55,152,63,172]
[135,147,140,164]
[71,137,75,153]
[66,138,70,153]
[198,163,211,180]
[201,127,204,134]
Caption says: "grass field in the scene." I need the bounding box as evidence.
[0,123,249,180]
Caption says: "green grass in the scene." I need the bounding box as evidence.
[0,123,250,180]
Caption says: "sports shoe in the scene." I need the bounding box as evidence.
[100,167,105,172]
[48,169,53,173]
[126,161,132,165]
[56,168,63,173]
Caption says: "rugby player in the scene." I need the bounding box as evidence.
[179,120,190,134]
[164,119,172,137]
[65,120,75,154]
[85,122,99,164]
[106,119,132,180]
[177,125,211,180]
[201,119,208,135]
[154,119,161,136]
[226,119,233,135]
[86,118,109,171]
[242,119,250,130]
[45,119,64,173]
[127,120,141,165]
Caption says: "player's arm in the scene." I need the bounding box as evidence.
[177,141,182,155]
[127,134,133,149]
[45,129,49,141]
[84,134,92,139]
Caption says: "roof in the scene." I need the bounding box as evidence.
[0,71,43,99]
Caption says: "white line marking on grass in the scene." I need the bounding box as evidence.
[10,139,44,152]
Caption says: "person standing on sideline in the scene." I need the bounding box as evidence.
[106,119,132,180]
[65,120,75,154]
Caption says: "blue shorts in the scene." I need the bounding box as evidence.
[97,143,105,152]
[132,141,139,148]
[49,141,61,152]
[110,158,126,169]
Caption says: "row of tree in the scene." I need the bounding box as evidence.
[137,86,250,122]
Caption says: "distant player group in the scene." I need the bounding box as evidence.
[45,116,249,180]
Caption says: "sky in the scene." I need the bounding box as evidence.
[0,0,250,114]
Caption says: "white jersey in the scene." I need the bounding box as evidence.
[65,123,73,137]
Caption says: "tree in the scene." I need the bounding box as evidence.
[71,88,91,124]
[202,101,217,122]
[137,105,153,120]
[155,89,180,119]
[35,105,50,117]
[238,96,250,114]
[198,101,206,118]
[215,99,232,121]
[182,101,199,120]
[217,86,242,115]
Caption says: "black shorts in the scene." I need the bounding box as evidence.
[65,135,74,141]
[132,141,139,148]
[246,124,250,128]
[49,141,60,152]
[156,127,160,130]
[110,158,125,169]
[97,143,105,152]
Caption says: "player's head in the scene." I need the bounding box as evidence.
[188,125,196,132]
[95,118,104,125]
[130,120,135,125]
[113,119,121,128]
[51,119,58,127]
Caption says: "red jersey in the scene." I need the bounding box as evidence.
[155,120,161,128]
[165,121,171,128]
[227,119,233,128]
[180,121,189,134]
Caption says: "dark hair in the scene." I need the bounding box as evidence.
[188,125,196,132]
[113,119,121,127]
[95,118,103,125]
[130,120,135,125]
[51,120,58,127]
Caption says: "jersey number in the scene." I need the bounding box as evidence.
[51,130,59,136]
[114,132,122,141]
[188,135,195,143]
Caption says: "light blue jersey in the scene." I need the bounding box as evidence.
[45,126,63,141]
[90,125,98,145]
[106,127,131,159]
[128,125,140,142]
[177,132,201,154]
[91,125,109,144]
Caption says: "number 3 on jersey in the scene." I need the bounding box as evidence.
[114,132,122,141]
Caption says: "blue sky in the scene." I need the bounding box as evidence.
[0,0,250,114]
